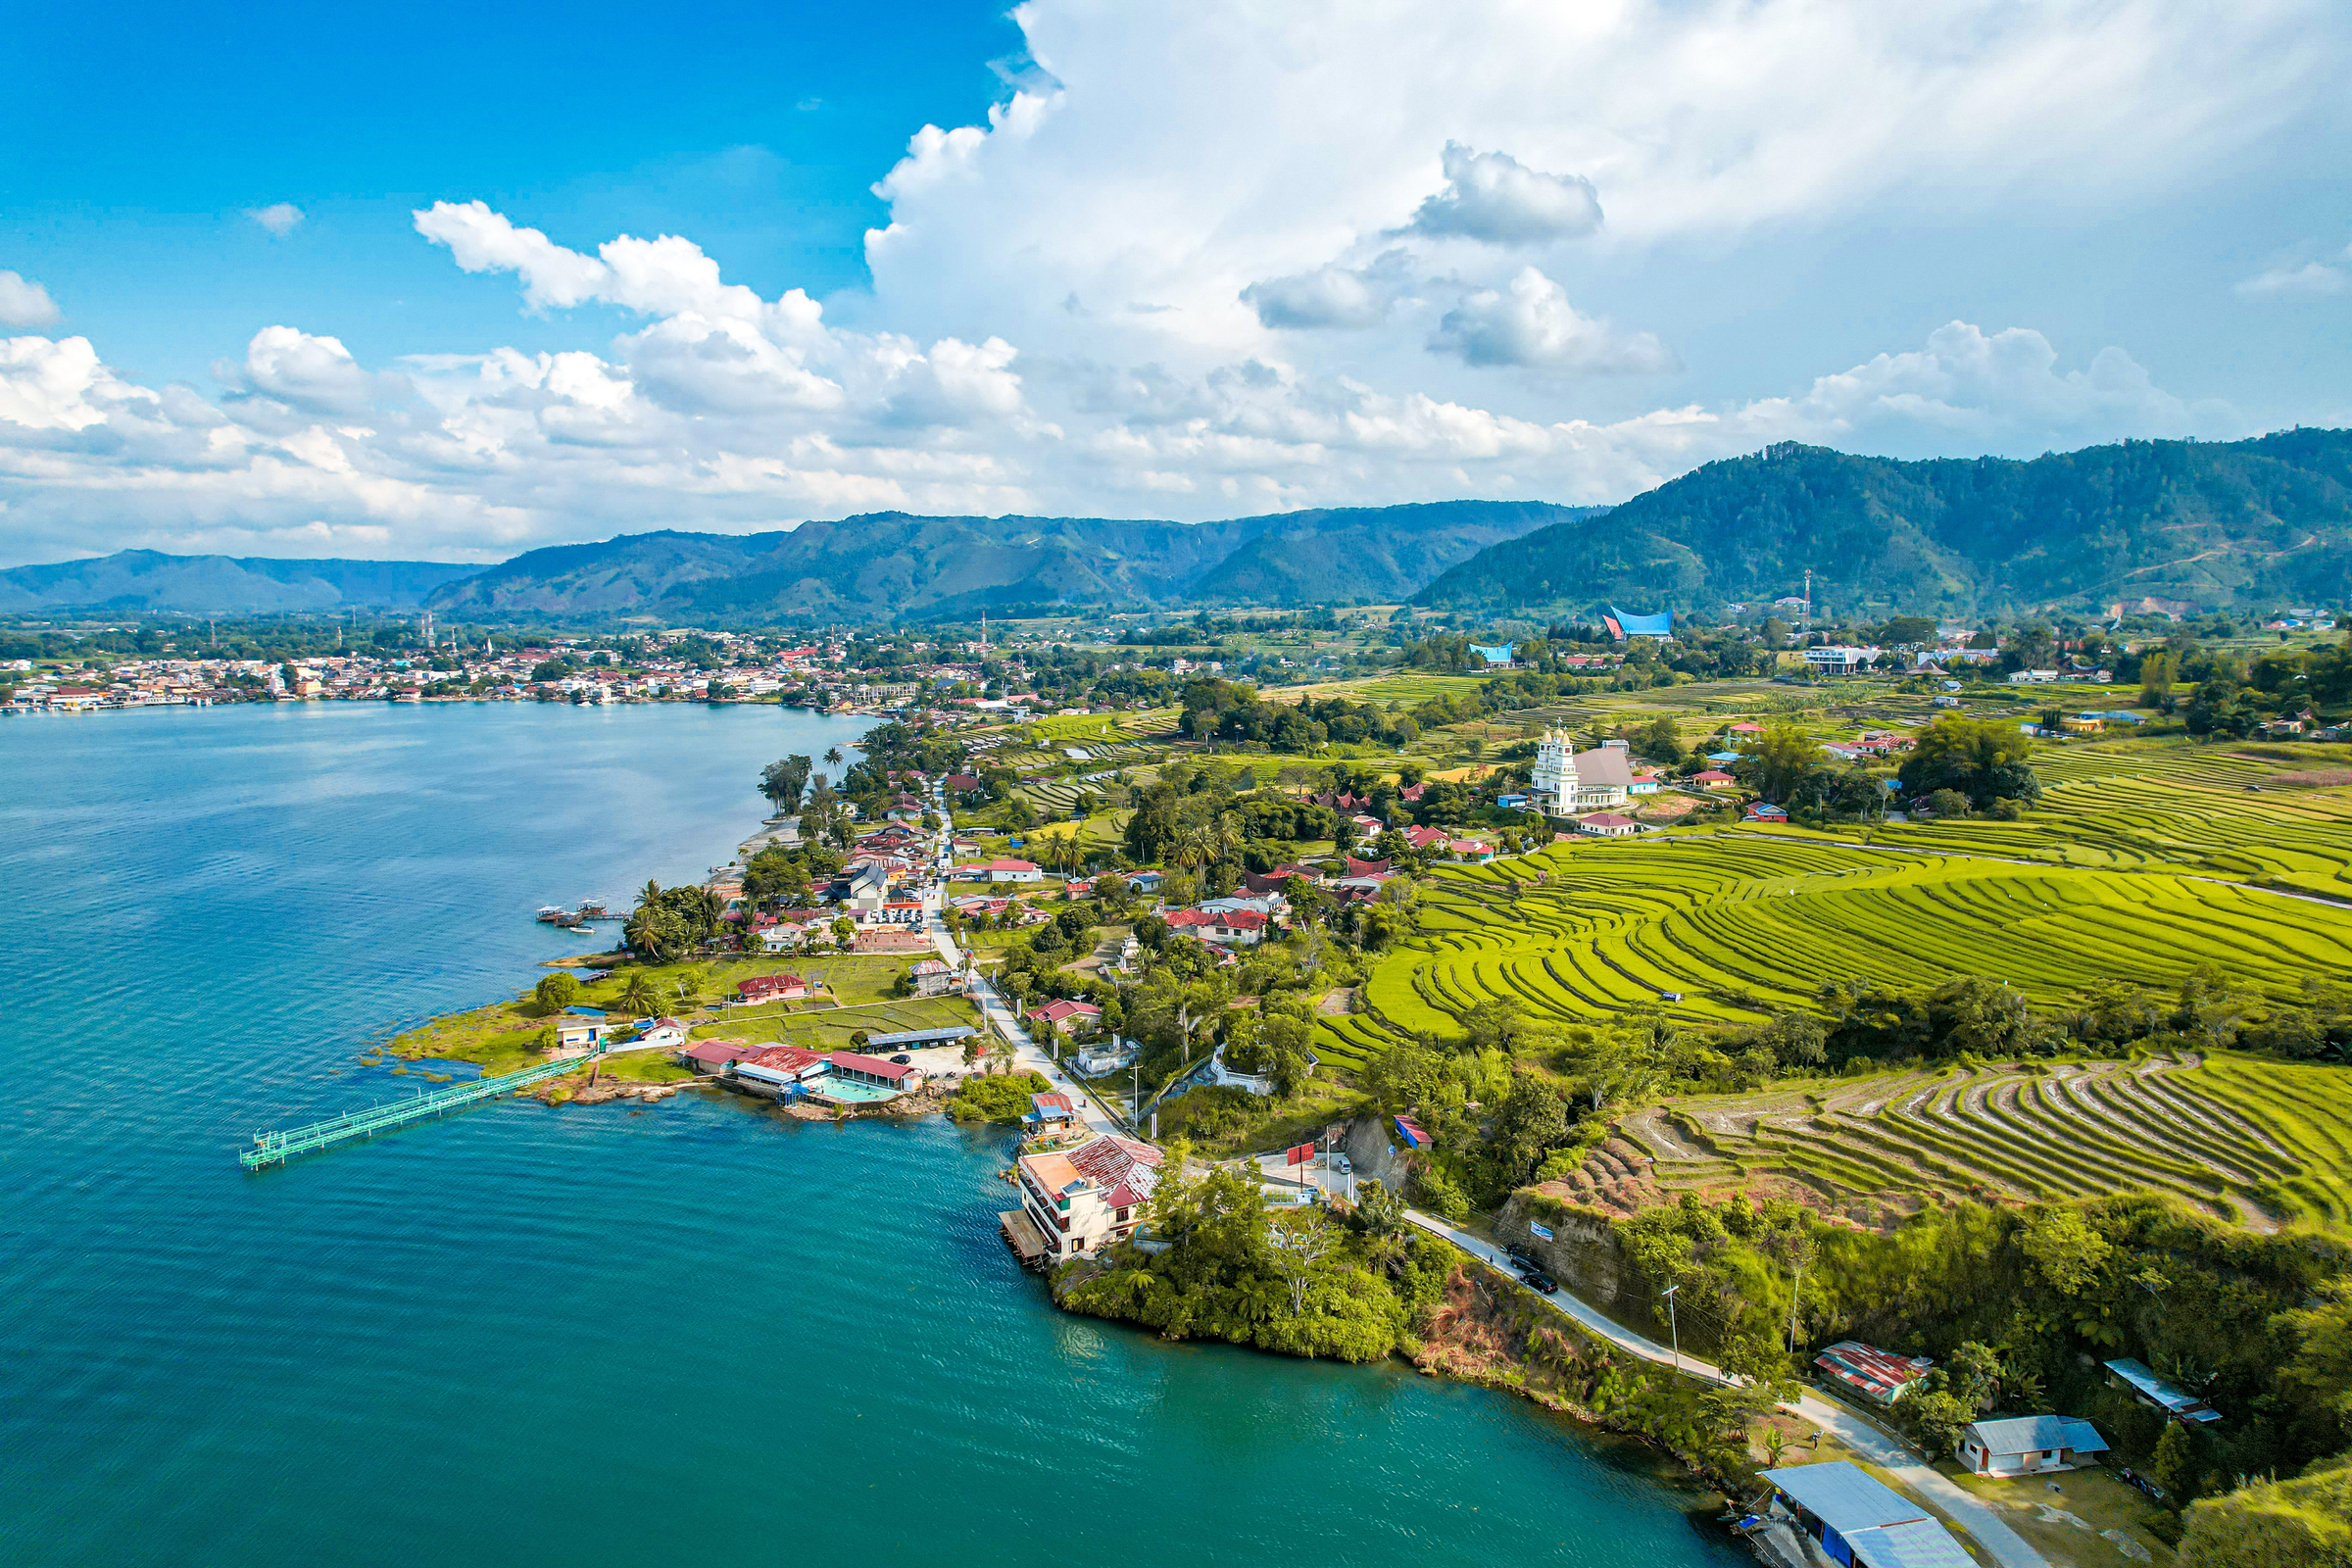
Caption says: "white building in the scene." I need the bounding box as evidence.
[1959,1416,2109,1477]
[1004,1134,1164,1263]
[1803,645,1880,674]
[1532,730,1635,815]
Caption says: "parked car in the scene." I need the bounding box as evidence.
[1504,1245,1538,1268]
[889,1054,911,1065]
[1521,1272,1558,1295]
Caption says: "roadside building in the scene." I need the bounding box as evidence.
[1814,1342,1935,1406]
[956,858,1044,883]
[907,957,964,997]
[1026,999,1102,1036]
[1577,811,1641,837]
[1024,1092,1079,1134]
[1959,1416,2110,1477]
[1003,1133,1163,1265]
[681,1038,754,1075]
[1745,803,1790,823]
[1758,1461,1971,1568]
[1690,768,1737,791]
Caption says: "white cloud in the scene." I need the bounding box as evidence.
[1242,250,1415,329]
[4,0,2331,564]
[248,203,305,237]
[1407,143,1602,244]
[1431,268,1678,373]
[2236,258,2349,300]
[0,270,61,327]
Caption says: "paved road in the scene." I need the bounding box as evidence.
[924,794,1121,1136]
[1404,1209,2048,1568]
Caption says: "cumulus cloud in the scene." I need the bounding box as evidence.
[1241,250,1416,329]
[1430,268,1678,373]
[1407,143,1602,244]
[0,270,61,327]
[248,203,305,237]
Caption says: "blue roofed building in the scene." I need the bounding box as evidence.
[1604,605,1674,640]
[1759,1461,1972,1568]
[1960,1414,2109,1476]
[1470,643,1515,667]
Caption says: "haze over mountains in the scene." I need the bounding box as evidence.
[9,431,2350,621]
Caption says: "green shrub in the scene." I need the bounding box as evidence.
[948,1070,1051,1122]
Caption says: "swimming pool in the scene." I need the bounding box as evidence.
[808,1077,902,1104]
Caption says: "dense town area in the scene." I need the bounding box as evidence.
[131,593,2352,1568]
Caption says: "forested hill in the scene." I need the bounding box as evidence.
[0,551,480,612]
[1417,428,2352,617]
[421,500,1594,619]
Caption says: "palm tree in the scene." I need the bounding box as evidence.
[824,746,843,766]
[635,878,662,910]
[619,973,662,1017]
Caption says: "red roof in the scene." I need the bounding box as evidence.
[683,1039,751,1066]
[1344,857,1392,878]
[1027,999,1102,1022]
[749,1044,828,1072]
[1032,1092,1075,1115]
[827,1051,917,1080]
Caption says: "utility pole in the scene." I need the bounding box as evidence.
[1787,1254,1805,1353]
[1663,1283,1682,1374]
[1802,569,1812,637]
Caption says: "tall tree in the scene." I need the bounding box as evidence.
[760,755,813,814]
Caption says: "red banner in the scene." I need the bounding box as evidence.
[1286,1142,1315,1166]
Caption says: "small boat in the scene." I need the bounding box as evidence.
[576,898,611,919]
[535,906,566,923]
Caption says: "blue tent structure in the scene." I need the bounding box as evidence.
[1604,606,1674,639]
[1470,643,1515,666]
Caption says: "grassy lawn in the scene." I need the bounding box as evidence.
[1940,1464,2176,1567]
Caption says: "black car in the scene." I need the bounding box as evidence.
[1521,1272,1558,1295]
[889,1054,911,1065]
[1504,1245,1539,1268]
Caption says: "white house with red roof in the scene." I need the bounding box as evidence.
[1163,906,1272,946]
[1577,811,1641,837]
[1026,998,1103,1036]
[955,858,1043,883]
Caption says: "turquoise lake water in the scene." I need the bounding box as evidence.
[0,702,1747,1567]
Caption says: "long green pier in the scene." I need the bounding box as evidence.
[240,1053,597,1169]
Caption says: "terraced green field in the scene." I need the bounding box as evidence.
[1360,832,2352,1051]
[1533,1052,2352,1236]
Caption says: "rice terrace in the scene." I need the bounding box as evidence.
[1329,746,2352,1240]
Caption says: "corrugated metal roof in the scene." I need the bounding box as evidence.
[1966,1415,2108,1456]
[1761,1461,1927,1531]
[1851,1517,1975,1568]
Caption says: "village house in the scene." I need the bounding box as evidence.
[1690,768,1737,791]
[907,957,964,997]
[1024,1091,1079,1135]
[1959,1416,2110,1477]
[625,1017,690,1053]
[956,858,1044,883]
[738,973,819,1004]
[1577,811,1640,837]
[554,1007,611,1054]
[1164,906,1272,946]
[1001,1133,1163,1265]
[1026,999,1102,1036]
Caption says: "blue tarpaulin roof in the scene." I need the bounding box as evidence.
[1609,605,1675,637]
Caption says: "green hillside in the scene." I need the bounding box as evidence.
[1419,427,2352,617]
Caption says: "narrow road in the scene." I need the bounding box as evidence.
[1404,1209,2049,1568]
[924,790,1121,1136]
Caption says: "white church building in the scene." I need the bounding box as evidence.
[1532,731,1636,816]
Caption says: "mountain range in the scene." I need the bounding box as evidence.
[9,429,2350,621]
[1419,428,2352,618]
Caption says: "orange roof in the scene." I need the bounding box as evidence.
[1020,1152,1085,1192]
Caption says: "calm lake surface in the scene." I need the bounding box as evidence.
[0,702,1746,1568]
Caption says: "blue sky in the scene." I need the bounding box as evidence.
[2,0,2348,564]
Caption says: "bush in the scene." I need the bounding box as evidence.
[948,1070,1051,1122]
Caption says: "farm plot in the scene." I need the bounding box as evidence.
[1568,1051,2350,1236]
[1354,831,2352,1054]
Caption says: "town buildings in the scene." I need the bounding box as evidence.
[1532,730,1635,814]
[1001,1133,1164,1265]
